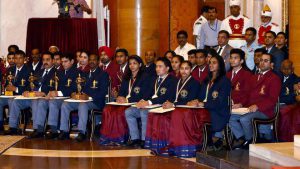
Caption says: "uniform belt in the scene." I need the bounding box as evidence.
[230,34,245,40]
[204,45,218,49]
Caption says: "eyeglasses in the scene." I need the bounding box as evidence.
[259,59,270,63]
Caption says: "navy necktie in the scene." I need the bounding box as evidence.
[157,78,163,87]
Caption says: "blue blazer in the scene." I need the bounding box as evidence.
[268,46,285,73]
[149,74,178,104]
[82,67,109,110]
[198,76,231,132]
[174,77,200,105]
[143,63,157,78]
[279,73,299,105]
[6,65,31,95]
[57,65,79,97]
[33,67,56,94]
[118,73,154,103]
[27,61,43,74]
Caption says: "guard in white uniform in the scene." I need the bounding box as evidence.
[220,0,252,48]
[193,6,209,48]
[257,5,281,46]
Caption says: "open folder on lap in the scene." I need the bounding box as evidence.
[232,108,250,115]
[149,107,175,113]
[106,102,136,106]
[131,104,161,109]
[176,105,204,109]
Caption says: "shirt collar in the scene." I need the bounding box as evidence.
[104,61,111,67]
[233,66,242,74]
[146,63,153,67]
[260,69,270,75]
[230,14,242,20]
[45,66,54,72]
[200,15,207,22]
[90,67,97,73]
[159,73,168,79]
[32,61,39,66]
[208,19,218,26]
[121,63,128,72]
[219,44,227,49]
[191,65,197,71]
[16,65,24,71]
[199,65,207,72]
[266,45,275,51]
[179,42,190,49]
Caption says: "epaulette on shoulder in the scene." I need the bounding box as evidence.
[243,15,249,19]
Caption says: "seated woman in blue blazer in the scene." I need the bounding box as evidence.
[188,54,231,150]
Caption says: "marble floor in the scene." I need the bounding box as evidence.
[0,138,211,169]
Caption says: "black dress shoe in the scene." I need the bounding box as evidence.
[75,133,86,142]
[127,139,141,147]
[58,132,70,140]
[140,140,145,149]
[213,138,224,151]
[0,125,4,135]
[28,131,44,139]
[45,131,59,139]
[242,139,253,149]
[4,128,19,135]
[232,138,246,149]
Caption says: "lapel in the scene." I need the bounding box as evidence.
[255,70,271,87]
[221,45,228,58]
[284,74,295,85]
[89,67,99,82]
[231,69,242,85]
[269,45,276,54]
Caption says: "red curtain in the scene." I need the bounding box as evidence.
[26,18,98,56]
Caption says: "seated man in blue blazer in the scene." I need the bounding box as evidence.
[58,53,109,142]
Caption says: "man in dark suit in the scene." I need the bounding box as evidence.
[279,60,298,105]
[143,50,157,77]
[0,50,30,132]
[27,48,43,74]
[276,32,289,59]
[264,31,285,73]
[53,52,63,71]
[58,54,109,142]
[214,30,233,71]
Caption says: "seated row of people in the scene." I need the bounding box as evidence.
[98,48,282,156]
[0,46,289,158]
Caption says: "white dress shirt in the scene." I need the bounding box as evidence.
[174,43,196,60]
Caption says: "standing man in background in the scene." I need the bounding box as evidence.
[174,30,196,60]
[240,27,261,70]
[220,0,252,48]
[193,6,209,48]
[199,6,222,50]
[257,5,281,46]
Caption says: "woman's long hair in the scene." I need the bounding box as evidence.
[123,55,144,81]
[204,54,226,84]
